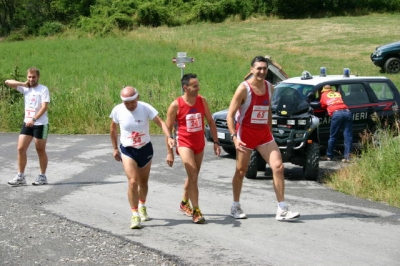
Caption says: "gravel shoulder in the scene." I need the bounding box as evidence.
[0,186,184,266]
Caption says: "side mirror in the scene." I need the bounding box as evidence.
[307,92,316,102]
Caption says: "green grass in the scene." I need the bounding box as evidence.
[325,126,400,208]
[1,14,400,134]
[1,13,400,208]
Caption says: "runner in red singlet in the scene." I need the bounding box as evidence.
[166,73,220,224]
[227,56,300,221]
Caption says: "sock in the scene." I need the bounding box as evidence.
[193,206,200,212]
[40,173,46,177]
[139,200,145,208]
[17,173,24,177]
[182,199,188,205]
[278,201,287,210]
[131,207,139,216]
[232,201,240,207]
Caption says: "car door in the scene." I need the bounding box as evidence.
[340,83,375,141]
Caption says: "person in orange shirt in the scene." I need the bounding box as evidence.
[320,85,353,162]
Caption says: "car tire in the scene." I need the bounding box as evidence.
[384,57,400,74]
[303,143,319,181]
[222,146,236,156]
[245,151,266,179]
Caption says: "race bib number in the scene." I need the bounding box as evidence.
[128,131,146,147]
[25,109,36,119]
[186,113,202,132]
[251,105,269,124]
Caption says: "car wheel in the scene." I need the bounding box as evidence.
[245,151,265,179]
[222,146,236,156]
[303,143,319,181]
[384,57,400,74]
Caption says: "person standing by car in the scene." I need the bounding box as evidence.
[166,73,220,224]
[320,85,353,162]
[5,67,50,186]
[110,86,174,229]
[227,56,300,221]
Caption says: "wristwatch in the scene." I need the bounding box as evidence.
[32,117,37,122]
[230,133,237,140]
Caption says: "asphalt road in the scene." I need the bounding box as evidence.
[1,133,399,265]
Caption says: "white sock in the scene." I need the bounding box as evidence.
[233,201,240,207]
[278,201,287,210]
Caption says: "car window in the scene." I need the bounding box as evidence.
[341,84,370,105]
[368,82,394,101]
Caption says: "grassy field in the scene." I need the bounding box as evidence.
[1,13,400,134]
[0,13,399,208]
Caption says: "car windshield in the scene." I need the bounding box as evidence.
[272,84,311,115]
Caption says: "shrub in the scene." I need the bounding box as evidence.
[38,22,65,36]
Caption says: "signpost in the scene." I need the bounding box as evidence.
[172,52,194,79]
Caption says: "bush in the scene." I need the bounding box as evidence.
[38,22,65,36]
[135,2,170,27]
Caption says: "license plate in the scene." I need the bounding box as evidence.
[217,132,225,140]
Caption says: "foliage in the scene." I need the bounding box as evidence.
[2,0,400,36]
[325,119,400,208]
[39,22,65,36]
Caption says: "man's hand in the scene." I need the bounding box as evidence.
[166,153,174,167]
[234,138,248,153]
[113,149,121,162]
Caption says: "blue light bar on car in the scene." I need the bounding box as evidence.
[343,68,350,77]
[319,67,326,77]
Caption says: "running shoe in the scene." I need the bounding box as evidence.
[231,204,247,219]
[139,206,150,221]
[276,207,300,221]
[32,174,48,185]
[192,209,205,224]
[8,174,27,186]
[179,201,193,217]
[130,216,142,229]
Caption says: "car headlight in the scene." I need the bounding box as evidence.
[374,49,382,57]
[287,120,295,125]
[272,119,277,125]
[298,119,307,125]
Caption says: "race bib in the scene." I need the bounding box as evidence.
[185,113,202,132]
[251,105,269,124]
[128,131,146,147]
[25,109,36,119]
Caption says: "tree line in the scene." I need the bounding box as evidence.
[1,0,400,38]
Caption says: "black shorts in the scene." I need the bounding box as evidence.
[120,142,153,168]
[20,123,49,139]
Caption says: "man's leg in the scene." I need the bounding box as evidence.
[17,134,33,174]
[121,155,147,209]
[34,138,48,174]
[258,141,300,220]
[232,150,251,202]
[230,149,251,219]
[327,113,340,159]
[258,141,285,202]
[177,147,203,208]
[343,113,353,160]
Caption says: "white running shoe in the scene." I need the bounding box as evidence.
[231,204,247,219]
[32,174,48,185]
[276,207,300,221]
[130,216,142,229]
[139,206,150,221]
[8,174,27,186]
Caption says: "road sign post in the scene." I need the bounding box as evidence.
[172,52,194,93]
